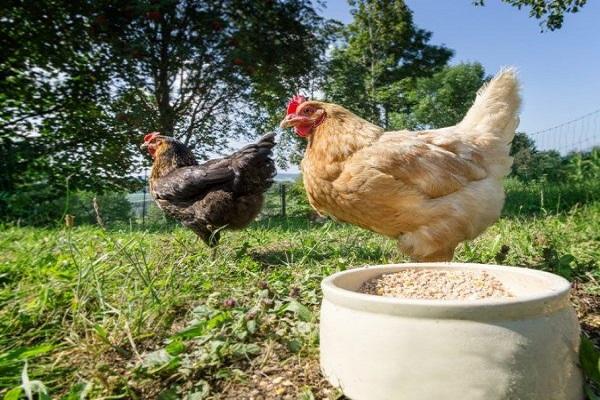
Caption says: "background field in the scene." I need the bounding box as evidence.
[3,0,600,398]
[1,178,599,399]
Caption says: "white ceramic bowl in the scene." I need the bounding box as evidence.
[320,263,583,400]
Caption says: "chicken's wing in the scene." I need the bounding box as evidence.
[152,161,234,202]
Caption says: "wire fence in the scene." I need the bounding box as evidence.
[126,108,600,226]
[128,180,300,226]
[527,108,600,154]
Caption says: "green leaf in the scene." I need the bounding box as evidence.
[555,253,576,279]
[142,349,173,369]
[192,305,212,319]
[165,340,185,356]
[157,389,178,400]
[186,380,210,400]
[244,343,261,355]
[580,336,600,384]
[206,312,230,330]
[0,344,54,363]
[585,384,600,400]
[287,339,302,353]
[559,254,576,267]
[210,340,226,355]
[246,320,257,334]
[172,312,230,340]
[230,343,261,358]
[557,265,573,279]
[93,324,110,344]
[282,301,313,322]
[60,382,91,400]
[214,369,231,379]
[3,387,22,400]
[298,387,316,400]
[172,322,207,340]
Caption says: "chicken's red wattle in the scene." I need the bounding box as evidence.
[295,125,312,138]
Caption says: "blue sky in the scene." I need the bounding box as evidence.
[321,0,600,135]
[235,1,599,172]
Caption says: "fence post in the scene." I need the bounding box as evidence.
[142,170,147,227]
[280,183,286,217]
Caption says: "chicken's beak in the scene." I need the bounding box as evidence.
[280,113,299,129]
[140,142,149,150]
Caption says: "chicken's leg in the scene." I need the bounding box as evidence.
[398,232,456,262]
[415,248,455,262]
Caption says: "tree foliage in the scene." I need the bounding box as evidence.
[323,0,452,128]
[91,0,333,155]
[510,132,566,182]
[0,0,332,223]
[389,63,487,130]
[0,0,139,220]
[510,132,600,182]
[474,0,588,31]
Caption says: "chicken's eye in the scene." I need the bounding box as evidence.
[303,107,314,114]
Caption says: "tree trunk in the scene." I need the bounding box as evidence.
[383,104,389,130]
[368,3,377,124]
[155,18,175,136]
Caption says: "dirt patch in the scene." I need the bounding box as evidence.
[359,269,513,300]
[217,342,341,400]
[572,280,600,342]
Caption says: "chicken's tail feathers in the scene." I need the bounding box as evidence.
[257,132,276,147]
[236,132,277,155]
[458,67,521,177]
[231,132,277,193]
[459,67,521,140]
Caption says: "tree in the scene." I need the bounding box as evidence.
[389,63,487,130]
[0,0,140,221]
[510,132,538,179]
[473,0,588,31]
[0,0,332,222]
[323,0,452,128]
[93,0,332,156]
[508,133,598,182]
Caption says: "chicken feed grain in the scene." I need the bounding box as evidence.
[359,269,513,300]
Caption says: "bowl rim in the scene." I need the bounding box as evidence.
[321,263,572,320]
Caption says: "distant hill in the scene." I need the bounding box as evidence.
[274,172,300,182]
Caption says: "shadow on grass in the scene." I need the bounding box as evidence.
[246,233,396,268]
[248,247,329,267]
[102,214,317,235]
[250,214,320,233]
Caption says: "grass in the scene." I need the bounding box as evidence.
[1,183,599,399]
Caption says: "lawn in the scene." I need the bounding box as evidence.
[1,181,599,399]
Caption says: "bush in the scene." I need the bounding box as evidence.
[2,185,65,225]
[280,178,312,217]
[0,190,133,227]
[68,192,133,226]
[510,133,599,182]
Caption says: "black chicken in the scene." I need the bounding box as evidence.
[141,132,276,247]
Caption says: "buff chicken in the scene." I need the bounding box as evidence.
[280,69,520,261]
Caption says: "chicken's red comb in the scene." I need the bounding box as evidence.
[144,132,160,142]
[286,95,307,115]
